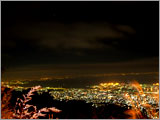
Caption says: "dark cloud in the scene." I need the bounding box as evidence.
[2,1,159,67]
[4,22,135,50]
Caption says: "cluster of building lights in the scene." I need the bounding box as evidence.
[2,81,159,119]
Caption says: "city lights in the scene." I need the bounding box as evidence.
[3,81,159,119]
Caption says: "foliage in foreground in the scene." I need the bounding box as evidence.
[1,85,13,119]
[1,85,61,119]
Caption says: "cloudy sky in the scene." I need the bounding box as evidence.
[1,1,159,85]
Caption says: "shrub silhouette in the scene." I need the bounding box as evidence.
[1,85,14,119]
[1,85,61,119]
[12,86,61,119]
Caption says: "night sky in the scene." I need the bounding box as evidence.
[1,1,159,86]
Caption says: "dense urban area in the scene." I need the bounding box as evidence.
[2,81,159,119]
